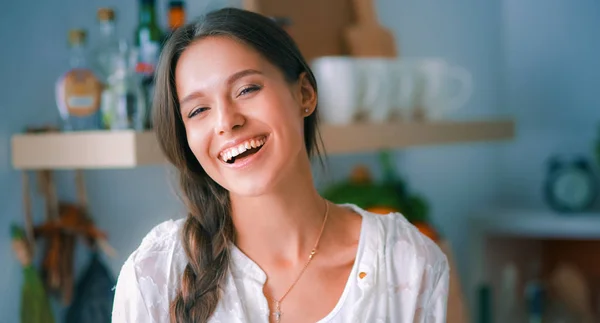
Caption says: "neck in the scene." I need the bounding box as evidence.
[230,157,328,266]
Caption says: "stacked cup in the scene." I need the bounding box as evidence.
[311,56,473,124]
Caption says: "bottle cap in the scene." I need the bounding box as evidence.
[97,8,116,22]
[168,1,185,30]
[68,29,87,45]
[169,1,185,8]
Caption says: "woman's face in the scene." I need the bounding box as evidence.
[175,36,316,196]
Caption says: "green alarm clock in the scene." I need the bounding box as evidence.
[544,155,598,213]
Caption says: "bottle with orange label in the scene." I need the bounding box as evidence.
[161,1,186,46]
[168,1,186,32]
[55,29,103,131]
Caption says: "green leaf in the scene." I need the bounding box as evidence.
[11,224,25,241]
[21,266,55,323]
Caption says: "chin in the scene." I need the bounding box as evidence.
[226,178,274,197]
[220,156,290,197]
[217,157,300,198]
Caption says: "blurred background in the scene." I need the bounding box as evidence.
[2,0,600,322]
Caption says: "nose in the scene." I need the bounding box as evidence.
[214,101,245,135]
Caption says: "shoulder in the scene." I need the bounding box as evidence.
[349,206,450,309]
[135,218,187,256]
[124,217,188,281]
[347,204,449,274]
[379,211,447,267]
[112,218,188,322]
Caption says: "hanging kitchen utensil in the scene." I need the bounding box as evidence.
[21,171,35,252]
[65,251,115,323]
[11,225,55,323]
[32,169,65,299]
[344,0,398,57]
[74,169,116,258]
[28,168,115,306]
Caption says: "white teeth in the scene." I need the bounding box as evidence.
[220,137,267,162]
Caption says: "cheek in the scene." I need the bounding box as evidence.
[185,123,213,165]
[262,91,304,135]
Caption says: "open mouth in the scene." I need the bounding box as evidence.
[219,136,267,165]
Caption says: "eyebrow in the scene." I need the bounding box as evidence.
[179,69,263,106]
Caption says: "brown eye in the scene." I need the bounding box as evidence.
[237,85,261,97]
[188,107,209,118]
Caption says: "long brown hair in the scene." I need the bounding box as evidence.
[152,7,323,322]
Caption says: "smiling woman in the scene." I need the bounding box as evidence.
[111,7,450,323]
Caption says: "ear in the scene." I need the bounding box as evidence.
[296,72,317,117]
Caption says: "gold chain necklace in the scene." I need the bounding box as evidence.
[271,200,330,323]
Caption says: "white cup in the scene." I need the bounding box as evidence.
[358,58,396,123]
[391,60,418,121]
[357,58,418,123]
[413,58,473,119]
[311,56,362,125]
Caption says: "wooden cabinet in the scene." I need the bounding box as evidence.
[468,210,600,321]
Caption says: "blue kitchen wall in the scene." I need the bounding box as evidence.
[0,0,510,321]
[499,0,600,208]
[0,1,184,321]
[375,0,506,291]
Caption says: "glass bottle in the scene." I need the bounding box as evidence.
[100,41,147,131]
[168,1,186,32]
[55,29,103,131]
[542,299,580,323]
[498,263,526,323]
[524,277,545,323]
[478,284,492,323]
[134,0,163,129]
[92,8,120,83]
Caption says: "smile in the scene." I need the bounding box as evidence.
[219,135,267,164]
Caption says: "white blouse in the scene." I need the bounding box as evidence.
[111,204,450,323]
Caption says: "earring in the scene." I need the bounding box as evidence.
[304,108,309,113]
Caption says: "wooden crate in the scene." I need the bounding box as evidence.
[244,0,354,62]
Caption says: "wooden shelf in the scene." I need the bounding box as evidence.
[11,131,164,170]
[11,119,515,170]
[470,209,600,239]
[320,119,514,154]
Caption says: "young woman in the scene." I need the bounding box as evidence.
[112,7,449,323]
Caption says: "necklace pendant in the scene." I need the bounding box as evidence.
[273,301,282,323]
